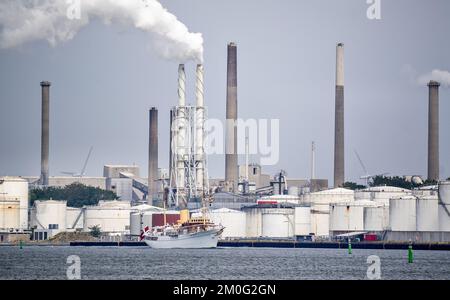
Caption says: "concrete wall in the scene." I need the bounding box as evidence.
[385,231,450,242]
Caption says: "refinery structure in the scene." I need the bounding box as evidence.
[1,42,449,245]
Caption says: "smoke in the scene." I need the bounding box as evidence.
[0,0,203,62]
[417,69,450,87]
[402,65,450,88]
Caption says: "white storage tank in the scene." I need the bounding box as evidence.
[294,206,311,236]
[66,207,84,230]
[208,208,246,238]
[242,206,294,238]
[364,206,389,231]
[244,207,263,237]
[31,200,67,235]
[129,211,153,236]
[83,200,131,234]
[329,203,366,233]
[355,186,411,205]
[0,201,19,230]
[261,209,294,238]
[302,188,355,205]
[438,181,450,231]
[389,196,416,231]
[301,188,354,237]
[130,212,141,236]
[310,211,329,237]
[0,176,29,230]
[416,195,439,232]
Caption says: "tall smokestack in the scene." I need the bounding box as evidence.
[225,42,238,191]
[428,80,440,181]
[40,81,51,186]
[196,64,205,193]
[334,43,345,188]
[148,107,158,204]
[175,64,187,207]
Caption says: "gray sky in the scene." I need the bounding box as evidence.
[0,0,449,185]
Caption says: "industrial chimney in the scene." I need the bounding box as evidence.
[148,107,158,204]
[428,80,440,181]
[195,64,206,193]
[334,43,345,188]
[40,81,51,186]
[225,42,238,191]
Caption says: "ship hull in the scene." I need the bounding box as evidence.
[144,228,221,249]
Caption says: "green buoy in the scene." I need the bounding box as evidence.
[348,241,352,255]
[19,240,23,249]
[408,244,413,263]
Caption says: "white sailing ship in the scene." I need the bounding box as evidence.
[142,209,224,249]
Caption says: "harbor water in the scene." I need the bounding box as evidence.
[0,246,449,280]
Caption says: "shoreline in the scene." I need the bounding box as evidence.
[1,240,450,250]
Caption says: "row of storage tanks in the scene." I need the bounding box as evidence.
[2,175,450,240]
[30,200,135,236]
[129,206,312,239]
[328,183,450,234]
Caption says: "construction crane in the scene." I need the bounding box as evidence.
[61,146,93,177]
[354,149,388,186]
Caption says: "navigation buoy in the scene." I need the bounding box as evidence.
[19,240,23,249]
[348,241,352,255]
[408,244,413,263]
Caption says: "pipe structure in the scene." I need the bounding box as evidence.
[225,42,238,191]
[40,81,51,186]
[334,43,345,188]
[428,80,440,181]
[148,107,158,205]
[195,64,205,194]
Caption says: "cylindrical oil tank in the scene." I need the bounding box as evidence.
[243,207,262,237]
[33,200,67,233]
[389,196,416,231]
[416,196,439,231]
[130,211,154,236]
[303,188,354,205]
[438,181,450,231]
[208,208,246,238]
[294,206,311,236]
[261,209,294,238]
[130,212,141,236]
[0,202,19,229]
[364,206,388,231]
[329,203,364,232]
[83,201,131,233]
[310,211,329,237]
[0,177,29,230]
[355,186,411,205]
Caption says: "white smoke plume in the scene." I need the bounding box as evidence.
[0,0,203,62]
[417,69,450,87]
